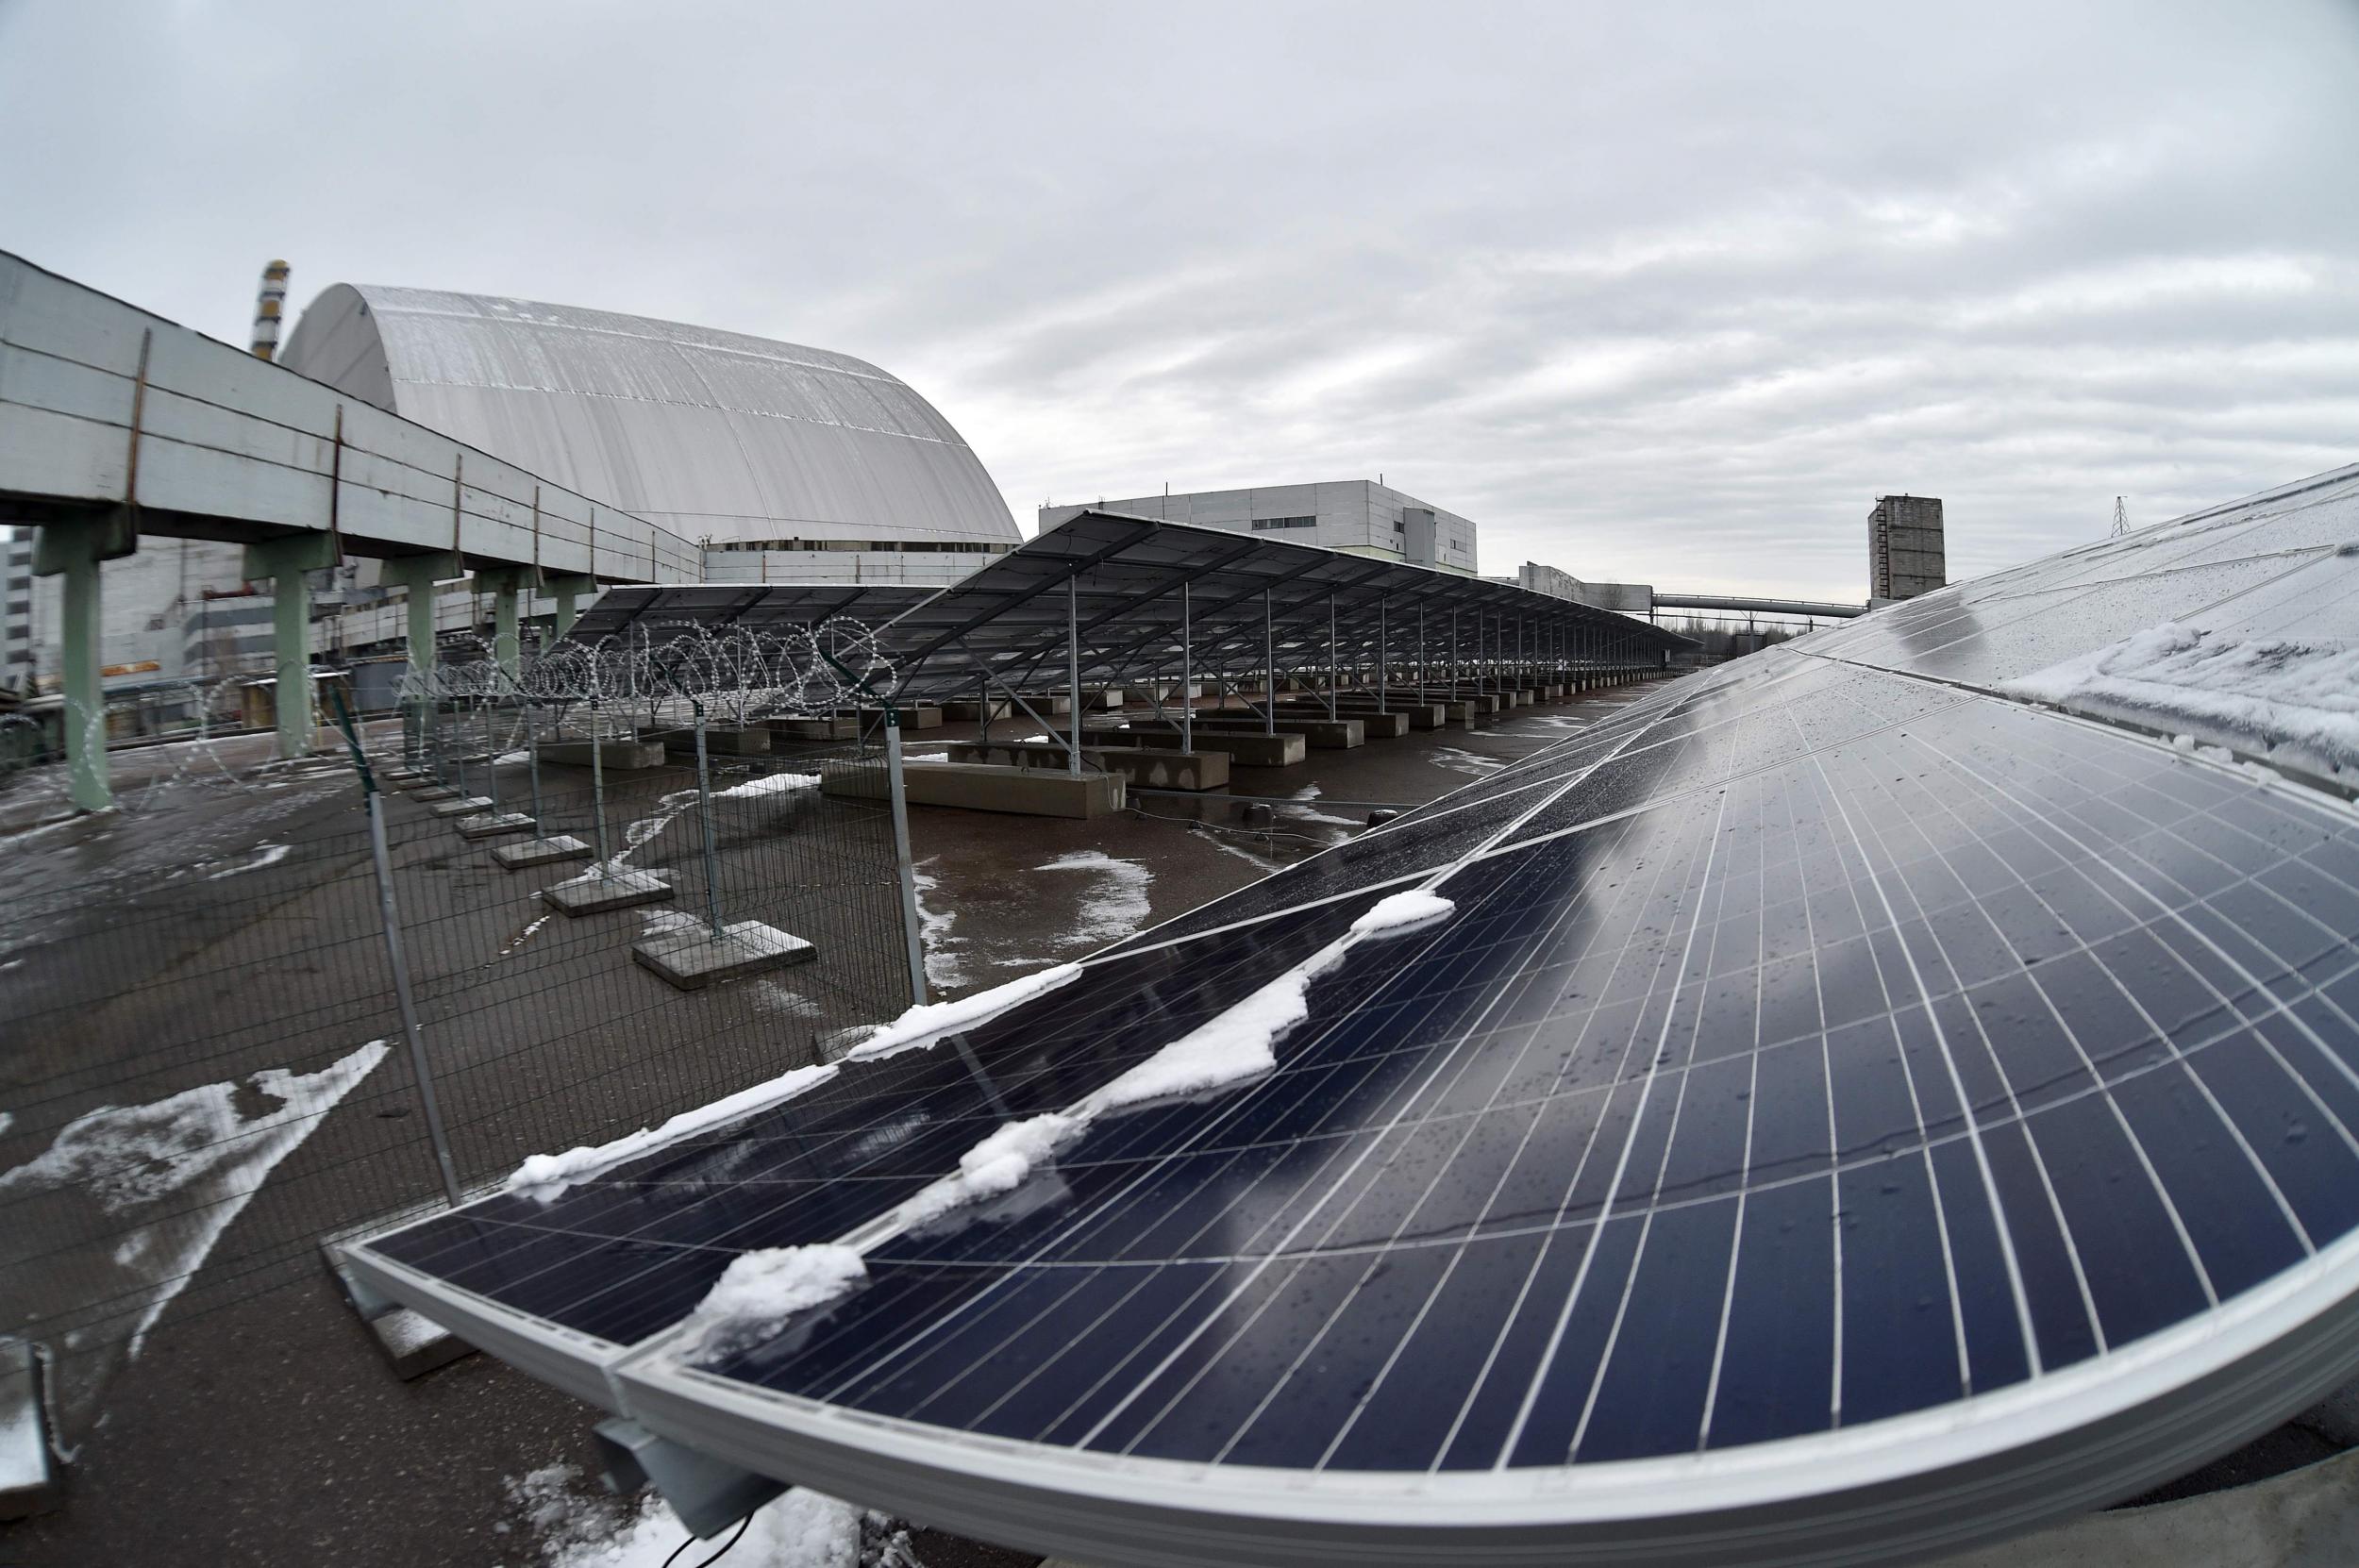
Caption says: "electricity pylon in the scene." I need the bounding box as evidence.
[2112,496,2130,538]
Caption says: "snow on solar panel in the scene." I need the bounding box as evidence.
[345,463,2359,1567]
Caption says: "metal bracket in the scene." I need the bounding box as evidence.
[594,1418,784,1540]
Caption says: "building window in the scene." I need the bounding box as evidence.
[1249,516,1316,532]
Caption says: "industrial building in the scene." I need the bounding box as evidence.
[1868,492,1945,600]
[279,285,1019,588]
[1042,481,1479,575]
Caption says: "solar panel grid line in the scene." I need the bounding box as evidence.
[1369,816,1724,1469]
[1052,720,1693,1459]
[637,707,1680,1433]
[1879,730,2324,1269]
[1901,727,2359,1302]
[1472,794,1729,1466]
[1197,853,1655,1468]
[1558,789,1738,1461]
[1813,737,2095,1389]
[361,902,1406,1342]
[840,862,1614,1452]
[1690,783,1772,1450]
[1800,772,1962,1400]
[1929,727,2359,1165]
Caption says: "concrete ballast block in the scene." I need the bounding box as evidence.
[632,920,817,990]
[428,795,495,818]
[544,868,675,915]
[455,810,537,841]
[493,834,595,869]
[0,1337,58,1520]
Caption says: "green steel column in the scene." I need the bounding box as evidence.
[58,539,107,811]
[245,534,338,760]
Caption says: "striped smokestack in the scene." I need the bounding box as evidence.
[250,259,290,360]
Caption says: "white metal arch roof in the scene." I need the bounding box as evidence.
[280,283,1018,551]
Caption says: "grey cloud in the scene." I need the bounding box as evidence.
[3,0,2354,603]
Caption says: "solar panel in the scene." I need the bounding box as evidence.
[344,463,2359,1566]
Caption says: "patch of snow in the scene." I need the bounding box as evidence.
[691,1244,867,1351]
[893,1112,1078,1230]
[751,982,823,1019]
[2003,623,2359,780]
[641,909,700,936]
[845,961,1083,1061]
[716,772,822,800]
[1429,745,1506,777]
[507,1061,838,1200]
[874,885,1464,1236]
[1351,888,1457,935]
[908,859,967,990]
[1281,785,1363,828]
[495,750,528,765]
[203,842,290,879]
[1032,850,1154,946]
[0,1041,390,1360]
[513,1463,861,1568]
[0,1111,12,1137]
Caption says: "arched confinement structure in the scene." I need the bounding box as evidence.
[281,284,1018,580]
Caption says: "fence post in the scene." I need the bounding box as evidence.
[327,688,462,1208]
[693,700,725,941]
[885,709,929,1009]
[484,699,501,812]
[527,708,544,828]
[590,694,612,878]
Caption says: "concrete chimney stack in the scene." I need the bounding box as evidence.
[250,259,290,361]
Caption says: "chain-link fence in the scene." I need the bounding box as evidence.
[1,683,919,1431]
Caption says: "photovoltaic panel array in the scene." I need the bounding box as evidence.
[348,464,2359,1567]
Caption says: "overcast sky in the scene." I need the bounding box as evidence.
[4,0,2353,602]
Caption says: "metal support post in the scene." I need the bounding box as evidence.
[1065,575,1084,777]
[692,703,725,940]
[527,712,544,827]
[590,695,613,879]
[1263,590,1277,735]
[977,674,992,744]
[363,783,461,1207]
[885,710,929,1008]
[1180,580,1194,754]
[484,702,500,810]
[1378,594,1388,711]
[1325,592,1338,717]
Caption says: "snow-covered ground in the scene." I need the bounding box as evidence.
[1031,849,1154,946]
[504,1462,863,1568]
[0,1040,391,1416]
